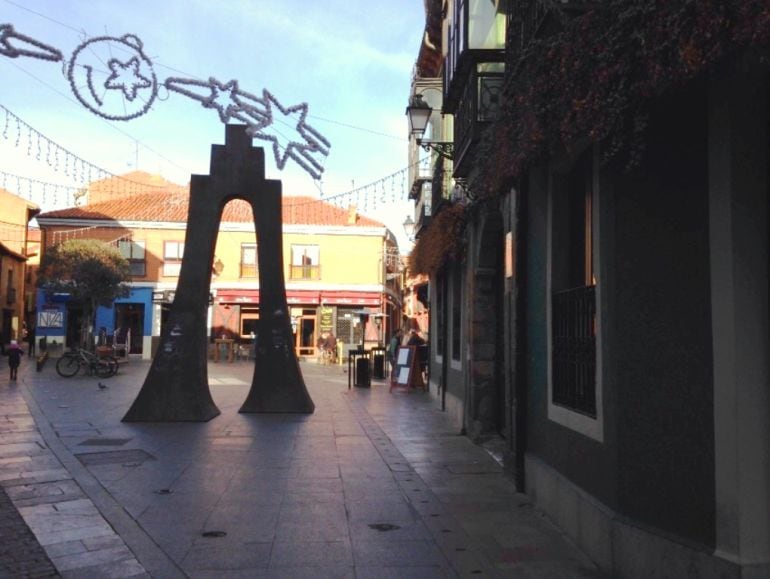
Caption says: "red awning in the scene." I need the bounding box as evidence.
[214,290,381,306]
[215,290,324,305]
[320,291,381,306]
[215,290,259,303]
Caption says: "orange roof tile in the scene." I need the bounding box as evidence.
[38,188,384,228]
[81,171,188,206]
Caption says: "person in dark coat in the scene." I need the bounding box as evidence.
[26,324,36,357]
[7,340,22,380]
[323,332,337,363]
[406,330,425,346]
[388,328,404,380]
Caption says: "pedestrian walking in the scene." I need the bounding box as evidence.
[7,340,22,380]
[388,328,403,381]
[323,332,337,364]
[26,324,36,357]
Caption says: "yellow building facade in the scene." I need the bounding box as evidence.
[35,175,402,360]
[0,188,39,345]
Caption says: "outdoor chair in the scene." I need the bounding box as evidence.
[113,328,130,358]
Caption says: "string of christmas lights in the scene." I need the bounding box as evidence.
[50,225,99,244]
[0,104,167,194]
[0,105,426,224]
[0,169,83,208]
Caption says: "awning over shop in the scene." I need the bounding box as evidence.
[215,290,260,303]
[214,289,381,306]
[320,291,381,306]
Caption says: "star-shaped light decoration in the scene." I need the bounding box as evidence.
[164,77,270,129]
[247,90,331,180]
[104,57,152,101]
[164,79,330,178]
[206,79,242,123]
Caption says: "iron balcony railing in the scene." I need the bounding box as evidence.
[240,263,258,278]
[289,264,321,281]
[453,67,504,176]
[552,284,596,417]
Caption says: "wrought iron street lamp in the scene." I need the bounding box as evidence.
[405,94,454,160]
[402,215,416,240]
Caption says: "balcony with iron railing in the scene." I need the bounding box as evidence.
[452,66,504,177]
[552,284,596,417]
[415,181,432,234]
[289,264,321,281]
[444,0,506,110]
[240,263,258,279]
[430,159,454,213]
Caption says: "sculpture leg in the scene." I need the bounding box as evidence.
[123,175,220,422]
[239,185,314,413]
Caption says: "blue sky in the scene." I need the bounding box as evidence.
[0,0,425,247]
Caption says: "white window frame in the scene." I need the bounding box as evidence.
[163,241,184,277]
[240,243,258,278]
[118,240,146,277]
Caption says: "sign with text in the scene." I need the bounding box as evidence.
[390,346,425,392]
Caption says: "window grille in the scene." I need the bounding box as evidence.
[552,284,596,417]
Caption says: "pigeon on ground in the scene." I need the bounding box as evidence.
[98,382,108,390]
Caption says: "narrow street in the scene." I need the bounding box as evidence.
[0,358,602,577]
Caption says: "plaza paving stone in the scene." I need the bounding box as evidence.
[0,355,605,578]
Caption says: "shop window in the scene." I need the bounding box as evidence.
[163,241,184,277]
[240,307,259,339]
[290,244,320,280]
[118,240,146,277]
[240,243,258,278]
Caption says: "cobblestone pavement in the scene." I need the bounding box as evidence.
[0,355,605,578]
[0,483,58,578]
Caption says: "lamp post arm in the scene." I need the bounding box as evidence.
[418,140,454,160]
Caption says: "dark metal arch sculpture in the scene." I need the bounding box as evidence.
[123,124,314,422]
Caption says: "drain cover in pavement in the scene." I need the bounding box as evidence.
[78,438,132,447]
[368,523,401,532]
[75,449,155,466]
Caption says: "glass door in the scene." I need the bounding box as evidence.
[296,316,316,357]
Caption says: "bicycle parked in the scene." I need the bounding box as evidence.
[56,347,119,378]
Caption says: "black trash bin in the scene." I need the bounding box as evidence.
[355,357,371,388]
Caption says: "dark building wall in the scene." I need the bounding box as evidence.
[525,165,618,511]
[525,81,715,547]
[611,83,715,548]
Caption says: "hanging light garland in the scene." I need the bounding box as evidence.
[0,105,168,203]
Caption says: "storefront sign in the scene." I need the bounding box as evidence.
[38,308,63,328]
[319,306,333,331]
